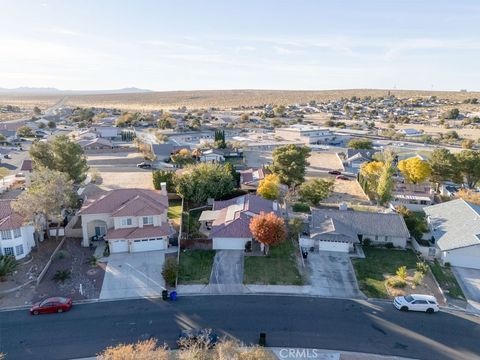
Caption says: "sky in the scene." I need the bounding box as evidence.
[0,0,479,91]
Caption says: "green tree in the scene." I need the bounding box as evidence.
[347,138,373,149]
[273,105,286,117]
[0,255,17,281]
[158,118,173,129]
[224,162,240,187]
[456,150,480,188]
[17,125,34,137]
[214,130,226,149]
[429,148,458,191]
[152,170,175,192]
[13,168,76,241]
[47,121,56,129]
[29,135,89,183]
[271,145,311,187]
[377,160,395,205]
[174,163,234,204]
[298,179,334,206]
[33,106,41,115]
[171,149,195,167]
[444,108,460,119]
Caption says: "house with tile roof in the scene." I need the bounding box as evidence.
[0,199,35,260]
[199,193,280,251]
[238,167,270,191]
[300,208,410,253]
[78,185,173,253]
[424,198,480,269]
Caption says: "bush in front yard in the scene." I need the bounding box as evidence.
[162,257,178,287]
[386,277,406,288]
[413,271,424,286]
[0,255,17,281]
[416,261,429,274]
[53,269,71,283]
[363,238,372,247]
[396,266,408,281]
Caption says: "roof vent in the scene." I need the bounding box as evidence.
[339,202,348,211]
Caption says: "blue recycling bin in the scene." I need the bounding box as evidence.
[170,291,177,301]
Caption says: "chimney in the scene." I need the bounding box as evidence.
[339,202,348,211]
[160,182,167,196]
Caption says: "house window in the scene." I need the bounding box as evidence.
[142,216,153,225]
[3,247,14,256]
[121,218,132,226]
[13,228,21,238]
[15,244,24,256]
[1,230,12,240]
[375,235,379,241]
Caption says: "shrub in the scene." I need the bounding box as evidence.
[363,238,372,247]
[387,277,406,288]
[416,261,429,274]
[396,265,408,281]
[0,255,17,281]
[385,242,394,249]
[413,271,424,286]
[444,262,451,267]
[162,257,178,287]
[53,270,71,283]
[292,202,310,213]
[87,256,98,266]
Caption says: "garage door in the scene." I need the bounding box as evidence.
[131,238,166,253]
[213,237,248,250]
[445,253,480,269]
[318,241,349,253]
[110,240,128,253]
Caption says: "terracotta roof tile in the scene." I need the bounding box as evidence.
[0,200,25,230]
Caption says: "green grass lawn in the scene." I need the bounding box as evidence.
[429,260,465,299]
[167,200,183,223]
[292,202,311,213]
[178,250,215,284]
[352,247,418,298]
[244,239,304,285]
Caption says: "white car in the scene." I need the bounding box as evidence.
[393,294,439,313]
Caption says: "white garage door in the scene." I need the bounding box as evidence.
[110,239,128,253]
[131,238,166,253]
[318,241,349,253]
[445,253,480,269]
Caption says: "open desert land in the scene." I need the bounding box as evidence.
[0,94,63,121]
[1,89,480,113]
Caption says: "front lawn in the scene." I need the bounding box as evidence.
[429,260,465,299]
[292,202,311,213]
[167,200,183,225]
[352,247,418,298]
[178,250,215,284]
[244,240,304,285]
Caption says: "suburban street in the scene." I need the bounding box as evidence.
[1,296,479,360]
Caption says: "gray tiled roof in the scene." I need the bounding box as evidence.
[424,198,480,251]
[310,209,410,242]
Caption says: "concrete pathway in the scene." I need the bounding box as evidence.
[452,267,480,315]
[306,251,365,299]
[100,251,166,300]
[206,250,246,294]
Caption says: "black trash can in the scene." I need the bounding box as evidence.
[162,290,169,301]
[259,332,266,346]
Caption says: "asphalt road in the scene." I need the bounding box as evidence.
[1,296,479,360]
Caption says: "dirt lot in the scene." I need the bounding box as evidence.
[308,152,343,172]
[0,238,105,308]
[323,177,369,205]
[97,171,153,190]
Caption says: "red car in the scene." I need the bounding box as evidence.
[336,175,350,180]
[30,297,73,315]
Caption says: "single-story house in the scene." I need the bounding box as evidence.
[342,149,377,172]
[199,193,280,251]
[300,208,410,253]
[238,167,270,190]
[199,149,225,163]
[94,126,120,139]
[398,128,423,137]
[391,182,434,211]
[424,199,480,269]
[78,185,174,253]
[151,144,190,162]
[0,199,35,260]
[77,137,113,151]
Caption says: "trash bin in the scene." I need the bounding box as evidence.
[259,332,266,346]
[170,291,177,301]
[162,290,169,300]
[301,247,308,259]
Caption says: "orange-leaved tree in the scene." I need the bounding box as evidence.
[249,211,287,255]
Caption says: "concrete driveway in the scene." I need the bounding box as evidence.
[207,250,245,293]
[100,251,166,300]
[452,267,480,314]
[307,251,364,299]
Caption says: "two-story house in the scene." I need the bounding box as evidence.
[78,185,172,253]
[0,199,35,260]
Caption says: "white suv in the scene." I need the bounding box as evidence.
[393,294,439,313]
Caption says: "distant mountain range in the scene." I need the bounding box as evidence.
[0,86,153,95]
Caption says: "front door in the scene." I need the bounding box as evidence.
[95,226,106,236]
